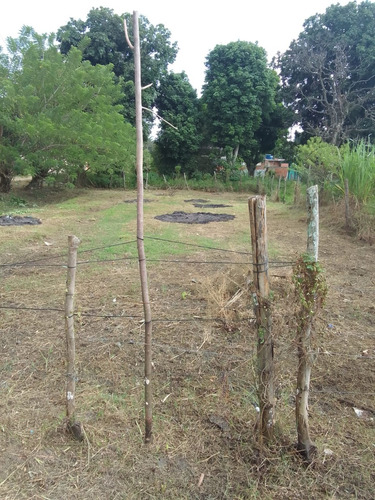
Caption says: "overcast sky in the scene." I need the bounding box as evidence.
[1,0,353,94]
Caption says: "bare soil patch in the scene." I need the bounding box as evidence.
[155,210,236,224]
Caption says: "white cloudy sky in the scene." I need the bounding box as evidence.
[1,0,352,94]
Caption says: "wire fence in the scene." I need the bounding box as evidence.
[1,232,374,406]
[0,235,296,269]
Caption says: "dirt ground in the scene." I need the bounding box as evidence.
[0,189,374,499]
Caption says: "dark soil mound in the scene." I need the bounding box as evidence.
[155,211,235,224]
[0,215,41,226]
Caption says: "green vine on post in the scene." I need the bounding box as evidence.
[292,253,327,461]
[293,254,327,324]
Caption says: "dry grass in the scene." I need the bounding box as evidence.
[320,197,375,245]
[0,188,374,499]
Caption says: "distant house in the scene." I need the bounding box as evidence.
[254,155,289,179]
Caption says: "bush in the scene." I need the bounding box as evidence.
[338,139,375,205]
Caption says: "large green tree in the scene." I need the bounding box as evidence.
[154,71,202,175]
[201,41,282,167]
[276,1,375,145]
[0,27,136,192]
[57,8,178,129]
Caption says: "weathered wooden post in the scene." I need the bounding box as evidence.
[184,172,189,190]
[65,234,82,440]
[294,178,301,205]
[295,185,322,460]
[283,177,287,203]
[344,178,351,229]
[276,176,281,202]
[306,185,319,261]
[248,196,275,443]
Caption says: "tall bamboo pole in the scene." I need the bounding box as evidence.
[131,11,153,444]
[296,185,319,460]
[248,196,274,443]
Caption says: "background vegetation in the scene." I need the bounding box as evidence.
[1,2,374,235]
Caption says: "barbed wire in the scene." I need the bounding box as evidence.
[0,304,256,324]
[145,235,252,255]
[0,255,295,269]
[0,239,137,268]
[311,389,375,396]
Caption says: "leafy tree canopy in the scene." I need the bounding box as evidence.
[154,71,202,175]
[57,8,178,129]
[276,1,375,145]
[201,41,284,168]
[295,137,341,188]
[0,27,136,192]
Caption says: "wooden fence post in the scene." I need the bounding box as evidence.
[344,178,351,229]
[248,196,275,443]
[65,234,82,440]
[295,185,319,460]
[184,172,190,190]
[283,177,287,204]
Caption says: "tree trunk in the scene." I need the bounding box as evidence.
[25,170,49,190]
[0,171,12,193]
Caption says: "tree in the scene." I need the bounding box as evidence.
[201,41,282,168]
[0,27,136,192]
[57,8,178,130]
[154,71,202,175]
[276,1,375,145]
[295,137,341,189]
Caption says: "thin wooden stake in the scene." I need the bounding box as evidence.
[283,177,287,203]
[65,235,82,440]
[129,11,153,444]
[276,176,281,202]
[248,196,274,443]
[296,185,319,460]
[184,172,189,190]
[344,178,351,229]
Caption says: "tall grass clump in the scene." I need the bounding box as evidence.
[339,139,375,205]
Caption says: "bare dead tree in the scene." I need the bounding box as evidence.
[280,42,375,146]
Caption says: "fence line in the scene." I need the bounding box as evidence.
[2,224,373,445]
[1,304,372,359]
[0,230,299,271]
[0,239,138,268]
[0,304,256,323]
[145,235,252,255]
[0,255,295,269]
